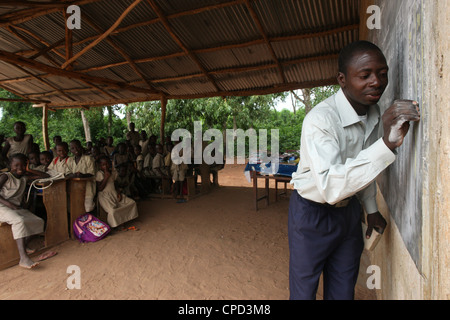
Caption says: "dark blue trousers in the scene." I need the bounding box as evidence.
[288,191,364,300]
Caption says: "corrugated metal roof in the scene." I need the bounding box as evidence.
[0,0,361,108]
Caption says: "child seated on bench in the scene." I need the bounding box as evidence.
[0,153,49,269]
[66,140,96,213]
[96,156,138,228]
[47,142,70,175]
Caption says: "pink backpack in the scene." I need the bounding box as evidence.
[73,214,110,243]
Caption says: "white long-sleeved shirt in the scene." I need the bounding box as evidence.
[290,89,396,214]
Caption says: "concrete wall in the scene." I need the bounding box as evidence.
[357,0,449,300]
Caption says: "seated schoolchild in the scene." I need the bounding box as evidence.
[142,144,154,178]
[0,153,49,269]
[50,136,62,157]
[27,151,40,170]
[151,144,169,178]
[2,121,33,160]
[132,145,149,198]
[96,156,138,228]
[32,151,53,173]
[134,145,144,173]
[115,163,139,200]
[0,134,7,170]
[47,142,70,175]
[104,136,115,159]
[90,146,101,172]
[66,140,96,213]
[171,142,188,202]
[113,142,132,169]
[84,141,93,155]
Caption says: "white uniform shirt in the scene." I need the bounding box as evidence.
[290,89,396,214]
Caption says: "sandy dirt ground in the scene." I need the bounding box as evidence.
[0,163,375,300]
[1,163,291,300]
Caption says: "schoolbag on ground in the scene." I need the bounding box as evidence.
[73,213,110,243]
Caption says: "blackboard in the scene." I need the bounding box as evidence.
[371,0,424,271]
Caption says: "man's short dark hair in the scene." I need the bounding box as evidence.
[338,41,385,75]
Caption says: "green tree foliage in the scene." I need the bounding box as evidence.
[1,86,338,155]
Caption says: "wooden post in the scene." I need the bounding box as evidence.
[160,95,167,144]
[63,7,73,71]
[359,0,373,41]
[42,104,50,151]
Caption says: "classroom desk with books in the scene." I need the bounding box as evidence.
[245,163,297,211]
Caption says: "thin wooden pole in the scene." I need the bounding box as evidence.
[42,104,50,151]
[160,96,167,144]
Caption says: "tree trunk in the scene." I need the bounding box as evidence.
[80,109,91,143]
[302,88,313,114]
[291,89,313,115]
[126,110,132,129]
[290,91,296,114]
[107,106,113,135]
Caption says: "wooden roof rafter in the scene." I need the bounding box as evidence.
[12,0,246,59]
[244,0,286,84]
[0,49,156,95]
[145,0,222,93]
[0,0,361,109]
[81,12,160,94]
[0,0,104,27]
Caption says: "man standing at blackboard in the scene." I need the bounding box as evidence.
[288,41,421,300]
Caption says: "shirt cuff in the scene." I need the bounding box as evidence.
[367,138,397,171]
[364,201,379,215]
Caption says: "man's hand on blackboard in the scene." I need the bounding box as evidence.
[382,100,421,151]
[366,211,387,239]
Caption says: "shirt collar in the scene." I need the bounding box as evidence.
[335,89,380,129]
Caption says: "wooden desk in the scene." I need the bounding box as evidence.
[251,170,292,211]
[68,177,89,239]
[0,179,69,271]
[41,179,69,246]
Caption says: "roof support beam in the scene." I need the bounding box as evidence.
[0,1,71,8]
[244,0,285,84]
[28,38,65,60]
[61,0,144,69]
[0,49,154,95]
[70,24,357,74]
[146,0,221,93]
[6,26,61,68]
[63,8,74,71]
[82,14,159,93]
[134,53,339,85]
[12,64,77,102]
[0,0,104,28]
[41,78,338,109]
[0,97,50,103]
[11,24,66,61]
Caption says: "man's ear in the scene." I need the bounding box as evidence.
[337,72,346,88]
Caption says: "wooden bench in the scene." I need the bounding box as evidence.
[0,222,20,271]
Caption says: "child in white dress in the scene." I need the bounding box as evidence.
[96,156,138,228]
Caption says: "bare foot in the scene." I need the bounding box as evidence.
[19,257,39,269]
